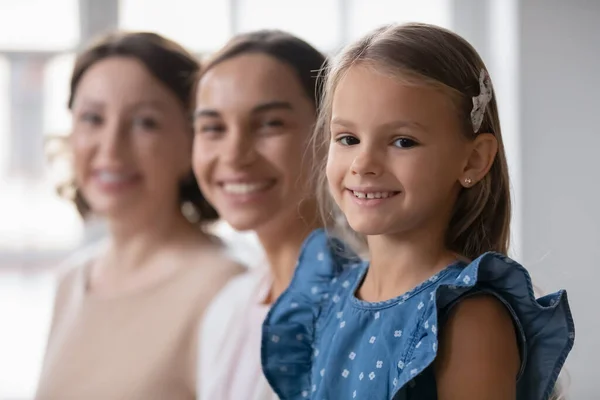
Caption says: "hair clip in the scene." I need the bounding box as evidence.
[470,69,493,133]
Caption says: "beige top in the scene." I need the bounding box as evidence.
[35,248,240,400]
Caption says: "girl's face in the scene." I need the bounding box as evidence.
[71,57,192,220]
[193,53,316,233]
[326,64,494,239]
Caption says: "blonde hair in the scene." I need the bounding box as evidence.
[314,23,511,261]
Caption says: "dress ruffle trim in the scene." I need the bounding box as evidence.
[262,229,357,399]
[393,252,574,400]
[262,233,575,400]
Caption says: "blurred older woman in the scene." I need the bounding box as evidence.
[35,32,241,400]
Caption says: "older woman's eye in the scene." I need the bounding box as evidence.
[133,117,160,131]
[80,112,103,126]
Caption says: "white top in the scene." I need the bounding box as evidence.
[198,264,278,400]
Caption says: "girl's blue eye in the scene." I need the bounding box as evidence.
[336,135,360,146]
[393,138,417,148]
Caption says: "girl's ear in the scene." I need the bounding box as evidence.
[459,133,498,187]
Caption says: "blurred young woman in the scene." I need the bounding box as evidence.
[193,30,326,399]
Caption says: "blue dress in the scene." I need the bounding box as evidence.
[261,229,575,400]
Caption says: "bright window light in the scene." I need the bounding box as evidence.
[236,0,341,52]
[347,0,452,42]
[119,0,232,53]
[0,56,9,176]
[0,0,79,51]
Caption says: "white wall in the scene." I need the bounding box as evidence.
[519,1,600,397]
[454,0,598,396]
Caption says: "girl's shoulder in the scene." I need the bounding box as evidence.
[286,228,362,295]
[266,229,362,328]
[383,252,575,400]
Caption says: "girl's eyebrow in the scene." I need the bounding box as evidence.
[379,119,427,131]
[331,117,426,131]
[330,117,355,129]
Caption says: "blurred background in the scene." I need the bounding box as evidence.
[0,0,597,398]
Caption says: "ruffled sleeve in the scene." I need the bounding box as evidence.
[394,252,574,400]
[261,229,357,400]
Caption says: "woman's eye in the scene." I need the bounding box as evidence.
[80,112,103,126]
[133,117,159,130]
[256,119,285,135]
[198,124,225,134]
[263,119,284,128]
[336,135,360,146]
[392,138,417,148]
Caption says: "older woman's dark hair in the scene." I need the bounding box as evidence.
[201,30,327,109]
[64,31,218,224]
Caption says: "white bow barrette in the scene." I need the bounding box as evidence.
[470,69,493,133]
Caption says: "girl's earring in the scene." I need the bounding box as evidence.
[463,177,473,187]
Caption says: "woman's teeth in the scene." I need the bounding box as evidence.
[223,181,272,195]
[96,171,137,184]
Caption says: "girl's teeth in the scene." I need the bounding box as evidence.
[352,191,394,199]
[223,182,271,195]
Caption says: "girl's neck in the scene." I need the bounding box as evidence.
[358,226,457,303]
[257,202,322,303]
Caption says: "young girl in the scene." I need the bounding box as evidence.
[261,23,574,400]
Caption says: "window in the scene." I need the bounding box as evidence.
[43,54,75,138]
[0,176,84,253]
[39,54,83,252]
[347,0,452,42]
[120,0,232,53]
[0,57,9,176]
[236,0,341,52]
[0,53,83,254]
[0,0,79,51]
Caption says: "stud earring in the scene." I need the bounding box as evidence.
[464,177,473,186]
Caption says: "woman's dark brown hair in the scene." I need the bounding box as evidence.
[63,31,218,224]
[200,30,327,110]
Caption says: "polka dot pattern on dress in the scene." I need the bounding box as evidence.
[262,235,572,400]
